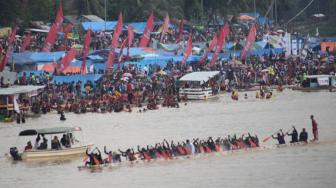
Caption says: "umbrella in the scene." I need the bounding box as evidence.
[239,15,255,21]
[121,77,129,81]
[157,70,167,76]
[122,72,133,78]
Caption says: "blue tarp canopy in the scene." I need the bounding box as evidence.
[18,70,46,77]
[11,51,65,65]
[82,21,117,31]
[52,74,103,91]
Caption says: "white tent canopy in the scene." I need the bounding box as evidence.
[179,71,220,83]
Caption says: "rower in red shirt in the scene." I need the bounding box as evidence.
[24,141,33,151]
[310,115,318,141]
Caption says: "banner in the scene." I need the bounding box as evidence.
[21,32,32,51]
[317,76,329,86]
[210,23,230,66]
[81,30,92,74]
[198,34,217,65]
[42,1,63,52]
[127,25,134,59]
[60,48,77,71]
[160,14,170,42]
[240,24,257,60]
[55,0,64,30]
[42,24,58,52]
[139,13,154,47]
[118,38,128,70]
[176,19,184,43]
[107,13,123,69]
[0,27,16,71]
[181,34,192,65]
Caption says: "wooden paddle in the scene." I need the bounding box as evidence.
[262,130,280,143]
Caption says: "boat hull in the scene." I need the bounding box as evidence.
[179,88,217,100]
[21,144,93,161]
[291,86,335,92]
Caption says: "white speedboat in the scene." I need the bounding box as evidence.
[9,127,93,161]
[179,71,220,100]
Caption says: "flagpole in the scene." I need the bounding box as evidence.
[254,0,256,18]
[104,0,107,33]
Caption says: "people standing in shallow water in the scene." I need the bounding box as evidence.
[311,115,318,141]
[60,111,66,121]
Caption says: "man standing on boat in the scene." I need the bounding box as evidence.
[311,115,319,141]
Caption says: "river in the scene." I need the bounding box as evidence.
[0,90,335,188]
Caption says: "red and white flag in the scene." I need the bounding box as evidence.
[81,30,92,74]
[240,24,257,60]
[176,19,184,43]
[107,13,123,70]
[60,48,77,71]
[198,34,217,65]
[42,24,58,52]
[139,13,154,47]
[117,38,128,70]
[0,27,17,71]
[21,32,32,51]
[181,34,192,65]
[210,23,230,66]
[55,0,64,30]
[160,14,170,42]
[127,25,134,60]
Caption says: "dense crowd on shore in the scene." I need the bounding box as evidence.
[1,19,335,122]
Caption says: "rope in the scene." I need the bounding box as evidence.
[286,0,315,25]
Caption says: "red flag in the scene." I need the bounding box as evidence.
[55,0,64,30]
[139,13,154,47]
[0,27,16,71]
[107,13,123,70]
[198,34,217,65]
[81,30,92,74]
[60,48,77,71]
[176,19,184,43]
[181,34,192,65]
[21,32,32,51]
[210,23,230,66]
[42,24,58,52]
[240,24,257,60]
[59,23,73,51]
[117,38,128,70]
[127,25,134,59]
[160,14,170,42]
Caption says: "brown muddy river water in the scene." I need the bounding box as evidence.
[0,90,335,188]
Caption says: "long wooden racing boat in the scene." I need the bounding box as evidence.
[77,141,316,171]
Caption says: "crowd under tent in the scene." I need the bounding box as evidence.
[52,74,103,92]
[82,21,117,32]
[11,51,65,71]
[0,85,46,116]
